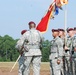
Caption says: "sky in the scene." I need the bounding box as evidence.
[0,0,76,40]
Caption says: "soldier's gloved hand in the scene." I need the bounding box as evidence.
[57,59,61,64]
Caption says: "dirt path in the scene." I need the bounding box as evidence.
[0,62,50,75]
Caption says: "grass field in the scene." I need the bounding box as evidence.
[0,62,50,75]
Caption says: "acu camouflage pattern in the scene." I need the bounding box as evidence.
[49,37,64,75]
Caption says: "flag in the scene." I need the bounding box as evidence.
[54,4,59,15]
[36,3,54,32]
[54,3,63,15]
[54,0,68,7]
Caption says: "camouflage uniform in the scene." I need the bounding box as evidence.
[65,36,76,75]
[18,28,43,75]
[49,36,64,75]
[71,36,76,75]
[15,30,27,75]
[60,37,66,75]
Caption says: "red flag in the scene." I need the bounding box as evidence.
[36,3,54,32]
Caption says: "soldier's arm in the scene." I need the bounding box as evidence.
[38,31,43,42]
[56,39,63,64]
[57,39,63,59]
[64,38,70,50]
[15,33,27,51]
[73,38,76,51]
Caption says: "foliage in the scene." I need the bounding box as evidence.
[0,35,51,62]
[0,35,19,61]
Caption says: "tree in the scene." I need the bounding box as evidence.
[41,40,50,62]
[0,35,51,62]
[0,35,19,61]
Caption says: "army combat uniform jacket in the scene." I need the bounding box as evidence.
[66,36,76,56]
[49,37,64,60]
[16,28,43,56]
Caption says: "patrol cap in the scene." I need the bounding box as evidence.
[21,30,27,35]
[52,29,59,32]
[28,21,36,26]
[67,28,74,33]
[74,27,76,30]
[58,29,64,32]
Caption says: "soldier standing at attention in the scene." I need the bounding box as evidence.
[16,21,43,75]
[65,28,76,75]
[58,29,65,75]
[72,27,76,75]
[49,29,64,75]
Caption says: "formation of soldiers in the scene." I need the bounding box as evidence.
[15,21,76,75]
[49,27,76,75]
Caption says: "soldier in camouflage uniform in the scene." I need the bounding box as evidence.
[65,28,76,75]
[16,30,27,75]
[49,29,64,75]
[16,21,43,75]
[72,27,76,75]
[58,29,66,75]
[74,27,76,36]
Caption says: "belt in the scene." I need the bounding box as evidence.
[29,45,39,49]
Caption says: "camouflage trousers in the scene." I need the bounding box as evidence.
[22,56,42,75]
[63,56,76,75]
[50,58,63,75]
[18,55,24,75]
[71,58,76,75]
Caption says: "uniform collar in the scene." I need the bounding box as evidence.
[30,28,36,30]
[54,36,59,41]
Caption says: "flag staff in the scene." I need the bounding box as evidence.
[64,4,67,45]
[10,55,21,72]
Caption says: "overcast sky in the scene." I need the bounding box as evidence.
[0,0,76,40]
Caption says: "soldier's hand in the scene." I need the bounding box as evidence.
[57,59,61,64]
[18,50,24,56]
[64,46,69,50]
[20,51,24,56]
[74,48,76,51]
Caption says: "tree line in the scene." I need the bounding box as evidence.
[0,35,51,62]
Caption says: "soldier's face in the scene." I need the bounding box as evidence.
[29,24,36,29]
[52,32,59,37]
[59,31,64,36]
[68,30,74,36]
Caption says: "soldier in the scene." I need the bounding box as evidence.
[58,29,66,75]
[72,27,76,75]
[74,27,76,36]
[16,21,43,75]
[65,28,76,75]
[16,30,27,75]
[49,29,64,75]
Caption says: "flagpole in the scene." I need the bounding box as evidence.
[64,5,67,45]
[10,55,21,72]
